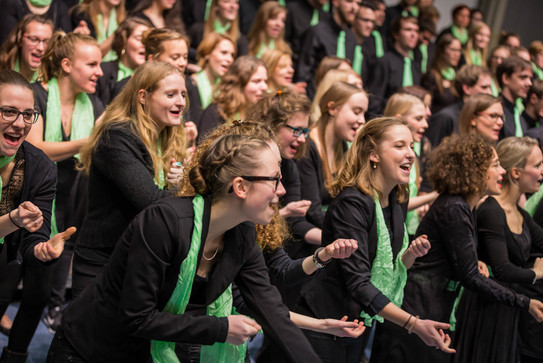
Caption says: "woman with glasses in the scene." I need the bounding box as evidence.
[458,93,504,142]
[71,61,189,299]
[0,69,75,361]
[47,124,322,362]
[0,14,53,82]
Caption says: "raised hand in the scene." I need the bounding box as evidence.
[320,316,365,338]
[280,200,311,218]
[14,201,43,232]
[322,239,358,260]
[166,158,184,184]
[225,315,261,345]
[33,227,76,262]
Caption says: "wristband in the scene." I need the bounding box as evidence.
[9,211,22,229]
[313,247,331,269]
[406,315,419,334]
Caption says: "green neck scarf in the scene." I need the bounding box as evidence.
[0,154,16,245]
[532,62,543,80]
[13,58,39,83]
[352,45,363,75]
[402,51,414,87]
[441,67,456,81]
[406,142,420,235]
[196,70,219,111]
[514,97,525,137]
[490,78,499,97]
[155,135,165,189]
[451,25,468,45]
[419,43,428,73]
[214,19,231,35]
[96,8,118,62]
[360,193,409,326]
[401,5,418,18]
[322,2,330,12]
[256,40,274,59]
[372,30,384,58]
[204,0,212,20]
[336,30,346,58]
[470,49,482,66]
[150,195,246,362]
[525,184,543,216]
[44,77,95,160]
[310,9,319,26]
[117,61,134,82]
[278,0,285,5]
[28,0,51,6]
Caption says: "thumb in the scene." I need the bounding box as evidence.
[50,226,77,248]
[21,201,37,212]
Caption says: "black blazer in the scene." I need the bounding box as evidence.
[61,196,320,362]
[298,187,408,321]
[3,141,57,266]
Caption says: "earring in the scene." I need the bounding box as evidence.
[372,163,377,169]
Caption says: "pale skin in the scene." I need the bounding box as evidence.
[0,202,43,238]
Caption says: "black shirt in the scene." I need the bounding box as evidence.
[500,95,529,140]
[425,100,463,147]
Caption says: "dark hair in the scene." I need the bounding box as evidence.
[498,31,520,47]
[427,133,494,197]
[496,56,531,88]
[528,79,543,100]
[0,69,33,91]
[418,16,436,36]
[452,4,470,18]
[390,15,418,38]
[454,64,492,98]
[130,0,184,33]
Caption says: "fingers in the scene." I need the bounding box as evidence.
[20,201,38,212]
[34,242,52,262]
[49,227,77,250]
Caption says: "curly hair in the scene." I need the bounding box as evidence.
[427,133,494,197]
[179,121,289,252]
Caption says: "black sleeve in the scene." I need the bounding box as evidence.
[294,27,318,98]
[91,128,171,212]
[435,200,530,309]
[282,159,315,239]
[477,199,536,284]
[118,203,229,344]
[0,0,21,45]
[367,56,388,118]
[70,6,95,37]
[235,237,320,362]
[196,104,222,145]
[425,110,455,147]
[328,194,391,316]
[264,247,308,287]
[296,147,325,229]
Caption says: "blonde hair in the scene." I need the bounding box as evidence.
[195,32,236,68]
[39,31,99,83]
[464,22,490,66]
[496,136,539,188]
[75,0,126,39]
[261,48,292,92]
[204,0,240,42]
[384,93,425,118]
[316,81,367,185]
[79,62,188,184]
[330,117,409,203]
[247,1,290,56]
[143,28,189,60]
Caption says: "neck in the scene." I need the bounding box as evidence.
[18,60,35,81]
[394,42,411,58]
[332,10,346,29]
[56,76,78,106]
[324,120,339,154]
[99,0,114,15]
[204,66,216,83]
[207,197,245,242]
[145,1,162,16]
[355,31,365,44]
[466,193,482,209]
[501,87,516,103]
[496,184,522,209]
[372,172,394,207]
[217,15,229,27]
[120,54,136,70]
[525,104,539,120]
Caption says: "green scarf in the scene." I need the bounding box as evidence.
[514,97,525,137]
[360,194,409,327]
[532,62,543,80]
[525,184,543,216]
[310,9,319,26]
[0,155,16,245]
[419,43,428,73]
[214,19,231,34]
[470,49,482,66]
[28,0,52,6]
[96,8,118,62]
[117,61,134,82]
[150,195,246,362]
[322,2,330,12]
[204,0,212,20]
[155,135,165,189]
[406,142,420,235]
[490,78,499,97]
[441,67,456,81]
[451,25,468,45]
[352,45,363,75]
[256,40,274,59]
[336,30,346,58]
[402,51,414,87]
[277,0,285,5]
[372,30,384,58]
[14,58,39,82]
[401,5,418,18]
[44,78,95,160]
[196,71,219,110]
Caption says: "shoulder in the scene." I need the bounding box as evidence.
[21,141,55,169]
[332,187,374,211]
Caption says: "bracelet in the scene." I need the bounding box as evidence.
[402,314,413,329]
[8,211,22,229]
[313,247,331,269]
[532,268,538,285]
[407,315,419,334]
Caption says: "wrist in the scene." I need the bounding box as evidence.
[318,248,332,262]
[531,268,539,283]
[313,247,331,269]
[9,210,22,229]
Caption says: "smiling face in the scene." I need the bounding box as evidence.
[217,0,239,22]
[402,102,428,143]
[371,124,415,188]
[471,102,504,142]
[518,145,543,194]
[156,39,189,73]
[20,21,53,71]
[206,39,235,77]
[331,91,368,142]
[65,42,103,94]
[276,112,309,159]
[265,10,286,39]
[474,25,490,50]
[486,149,505,195]
[503,67,533,99]
[272,54,294,87]
[242,142,285,225]
[143,73,186,132]
[0,85,34,157]
[334,0,359,26]
[123,24,149,69]
[243,65,268,104]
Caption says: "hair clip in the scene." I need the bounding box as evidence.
[232,119,243,126]
[275,89,283,97]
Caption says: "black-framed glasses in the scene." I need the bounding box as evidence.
[0,107,39,124]
[241,175,282,190]
[477,112,505,122]
[23,35,50,46]
[284,124,310,138]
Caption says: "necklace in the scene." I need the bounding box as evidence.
[202,245,220,261]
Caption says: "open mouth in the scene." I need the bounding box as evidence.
[4,133,22,146]
[400,163,412,172]
[170,109,182,117]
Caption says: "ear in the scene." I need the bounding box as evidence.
[60,57,71,75]
[137,89,147,106]
[328,101,337,116]
[501,72,510,88]
[230,177,248,199]
[395,113,402,118]
[369,150,379,164]
[470,117,477,127]
[510,167,521,181]
[462,84,471,97]
[147,54,154,61]
[529,93,538,104]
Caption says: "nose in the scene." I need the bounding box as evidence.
[296,133,306,143]
[422,117,429,129]
[499,165,506,176]
[36,41,46,52]
[96,65,104,78]
[12,113,26,129]
[276,181,286,197]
